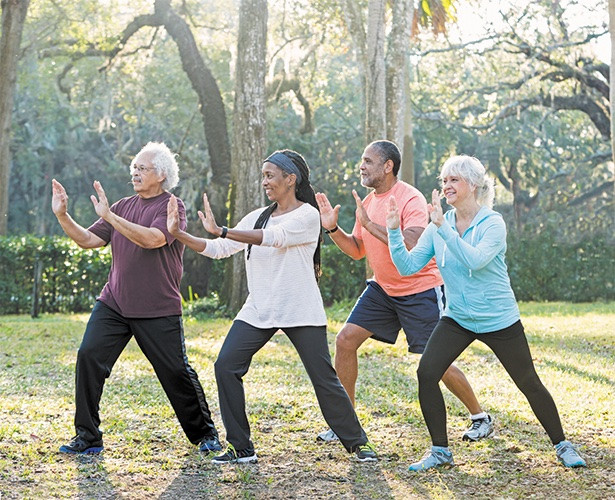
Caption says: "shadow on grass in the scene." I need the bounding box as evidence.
[159,463,222,499]
[540,358,615,387]
[61,454,118,499]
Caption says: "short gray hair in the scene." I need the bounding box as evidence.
[133,142,180,191]
[439,155,495,208]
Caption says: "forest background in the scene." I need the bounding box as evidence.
[0,0,613,315]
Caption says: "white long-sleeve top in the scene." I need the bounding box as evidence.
[200,203,327,328]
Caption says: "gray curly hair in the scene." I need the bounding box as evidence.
[132,142,180,191]
[439,155,495,208]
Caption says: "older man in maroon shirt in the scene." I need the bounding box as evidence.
[52,142,220,454]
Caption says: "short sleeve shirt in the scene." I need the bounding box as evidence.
[352,181,443,296]
[88,192,186,318]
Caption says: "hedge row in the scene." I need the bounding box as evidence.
[1,232,612,316]
[0,236,111,315]
[507,232,614,302]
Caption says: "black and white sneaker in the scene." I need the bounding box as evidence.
[211,444,257,464]
[463,414,495,441]
[354,442,378,462]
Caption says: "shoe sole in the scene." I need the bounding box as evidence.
[462,429,495,442]
[355,456,378,463]
[316,435,339,442]
[559,459,587,468]
[212,455,258,465]
[59,446,104,455]
[409,463,454,472]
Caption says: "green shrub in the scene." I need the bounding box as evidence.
[319,244,366,306]
[507,230,614,302]
[0,236,111,315]
[2,229,609,316]
[183,291,231,319]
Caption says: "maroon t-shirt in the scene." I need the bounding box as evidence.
[88,192,186,318]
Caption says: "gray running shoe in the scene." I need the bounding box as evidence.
[409,446,454,471]
[316,428,339,442]
[555,440,586,468]
[463,414,495,441]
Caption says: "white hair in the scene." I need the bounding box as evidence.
[439,155,495,208]
[133,142,180,191]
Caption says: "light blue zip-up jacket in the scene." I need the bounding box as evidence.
[388,206,520,333]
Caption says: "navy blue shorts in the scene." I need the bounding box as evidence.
[346,280,444,354]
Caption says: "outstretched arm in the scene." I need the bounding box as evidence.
[51,179,105,249]
[386,196,435,276]
[198,192,264,245]
[91,181,166,249]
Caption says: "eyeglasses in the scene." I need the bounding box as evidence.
[130,165,156,174]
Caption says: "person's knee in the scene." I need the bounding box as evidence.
[213,356,229,379]
[77,343,98,364]
[335,325,366,352]
[417,359,441,385]
[214,351,246,380]
[516,373,546,397]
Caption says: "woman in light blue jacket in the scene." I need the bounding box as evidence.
[386,155,586,471]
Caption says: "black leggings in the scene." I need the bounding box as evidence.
[417,317,565,447]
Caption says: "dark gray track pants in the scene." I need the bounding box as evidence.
[214,320,368,452]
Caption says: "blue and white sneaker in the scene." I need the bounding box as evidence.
[199,435,223,452]
[59,435,104,455]
[408,446,454,471]
[555,440,586,468]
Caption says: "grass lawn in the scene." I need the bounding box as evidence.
[0,302,613,499]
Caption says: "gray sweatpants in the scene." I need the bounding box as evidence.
[214,320,368,452]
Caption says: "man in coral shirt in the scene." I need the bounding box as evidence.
[315,140,493,443]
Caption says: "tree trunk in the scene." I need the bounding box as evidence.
[610,0,615,165]
[385,0,412,147]
[0,0,30,235]
[224,0,268,313]
[365,0,387,142]
[400,92,415,185]
[154,0,231,222]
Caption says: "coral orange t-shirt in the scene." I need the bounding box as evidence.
[352,181,443,296]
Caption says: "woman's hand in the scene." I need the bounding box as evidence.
[428,189,444,227]
[198,192,222,236]
[386,196,400,230]
[315,192,339,231]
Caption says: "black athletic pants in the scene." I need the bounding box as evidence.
[417,317,565,447]
[214,320,368,452]
[74,301,218,444]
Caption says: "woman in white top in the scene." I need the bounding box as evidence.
[167,149,376,464]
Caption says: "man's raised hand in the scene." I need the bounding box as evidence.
[385,196,400,230]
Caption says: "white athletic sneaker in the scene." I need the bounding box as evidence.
[462,414,495,441]
[316,428,339,442]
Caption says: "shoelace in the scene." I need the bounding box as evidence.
[358,443,375,453]
[224,443,238,459]
[470,418,485,430]
[421,451,432,461]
